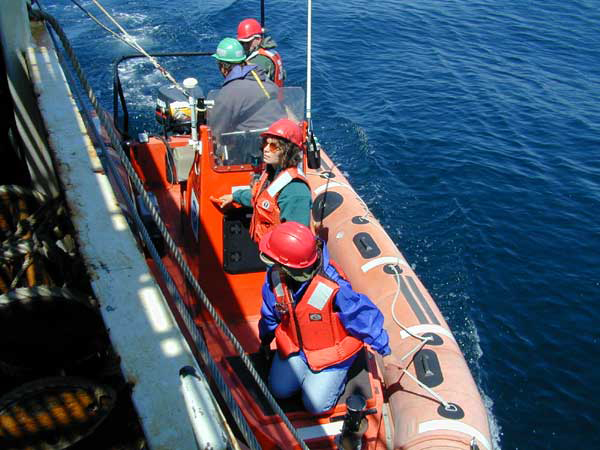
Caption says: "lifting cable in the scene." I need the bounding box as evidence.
[69,0,189,97]
[31,4,309,449]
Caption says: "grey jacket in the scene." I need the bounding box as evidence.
[210,64,284,139]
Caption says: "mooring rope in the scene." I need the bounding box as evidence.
[32,7,308,449]
[387,264,454,410]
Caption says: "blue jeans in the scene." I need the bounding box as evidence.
[268,352,351,414]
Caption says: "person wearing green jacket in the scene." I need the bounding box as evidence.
[216,118,311,243]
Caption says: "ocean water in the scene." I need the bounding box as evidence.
[41,0,600,448]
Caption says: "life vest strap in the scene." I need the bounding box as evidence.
[250,70,271,99]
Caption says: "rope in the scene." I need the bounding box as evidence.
[68,0,188,97]
[311,167,374,231]
[401,369,451,409]
[0,185,73,291]
[0,285,94,308]
[33,7,308,449]
[387,265,453,409]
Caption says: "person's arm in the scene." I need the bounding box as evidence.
[277,181,311,227]
[335,283,391,356]
[258,273,279,345]
[215,188,252,209]
[232,188,253,207]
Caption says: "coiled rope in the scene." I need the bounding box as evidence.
[0,185,76,292]
[31,6,308,449]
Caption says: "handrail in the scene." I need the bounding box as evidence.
[112,52,212,139]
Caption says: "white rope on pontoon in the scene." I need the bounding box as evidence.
[387,265,454,410]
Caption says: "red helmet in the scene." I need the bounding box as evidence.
[261,119,304,148]
[237,18,263,41]
[259,222,318,269]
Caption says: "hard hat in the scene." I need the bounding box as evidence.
[237,18,263,41]
[212,38,246,63]
[261,119,303,148]
[259,222,318,269]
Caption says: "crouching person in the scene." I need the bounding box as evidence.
[257,221,392,414]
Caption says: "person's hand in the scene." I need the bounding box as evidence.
[211,194,233,209]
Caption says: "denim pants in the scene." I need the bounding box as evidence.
[268,352,351,414]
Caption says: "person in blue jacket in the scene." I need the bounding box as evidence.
[257,221,393,414]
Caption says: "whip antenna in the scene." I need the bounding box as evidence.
[305,0,320,169]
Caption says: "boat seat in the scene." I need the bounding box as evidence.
[226,348,372,416]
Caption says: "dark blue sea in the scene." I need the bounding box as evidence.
[42,0,600,448]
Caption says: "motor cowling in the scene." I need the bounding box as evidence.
[155,84,205,134]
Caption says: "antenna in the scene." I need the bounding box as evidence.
[306,0,312,124]
[305,0,320,169]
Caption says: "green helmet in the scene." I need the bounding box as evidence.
[212,38,246,63]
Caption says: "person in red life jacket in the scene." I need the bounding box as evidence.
[237,18,285,87]
[256,222,394,414]
[216,119,311,244]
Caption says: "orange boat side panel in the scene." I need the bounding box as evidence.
[131,136,191,188]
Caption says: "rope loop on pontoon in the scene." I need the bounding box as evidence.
[387,264,453,410]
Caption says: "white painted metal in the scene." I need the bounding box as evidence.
[183,77,199,146]
[180,366,232,450]
[23,9,200,448]
[297,421,344,441]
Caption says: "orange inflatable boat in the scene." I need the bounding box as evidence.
[118,87,492,448]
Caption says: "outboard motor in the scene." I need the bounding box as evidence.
[155,83,205,136]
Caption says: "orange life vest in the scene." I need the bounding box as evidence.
[248,48,284,87]
[271,269,364,371]
[249,166,308,244]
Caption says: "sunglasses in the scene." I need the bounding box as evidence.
[263,141,281,153]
